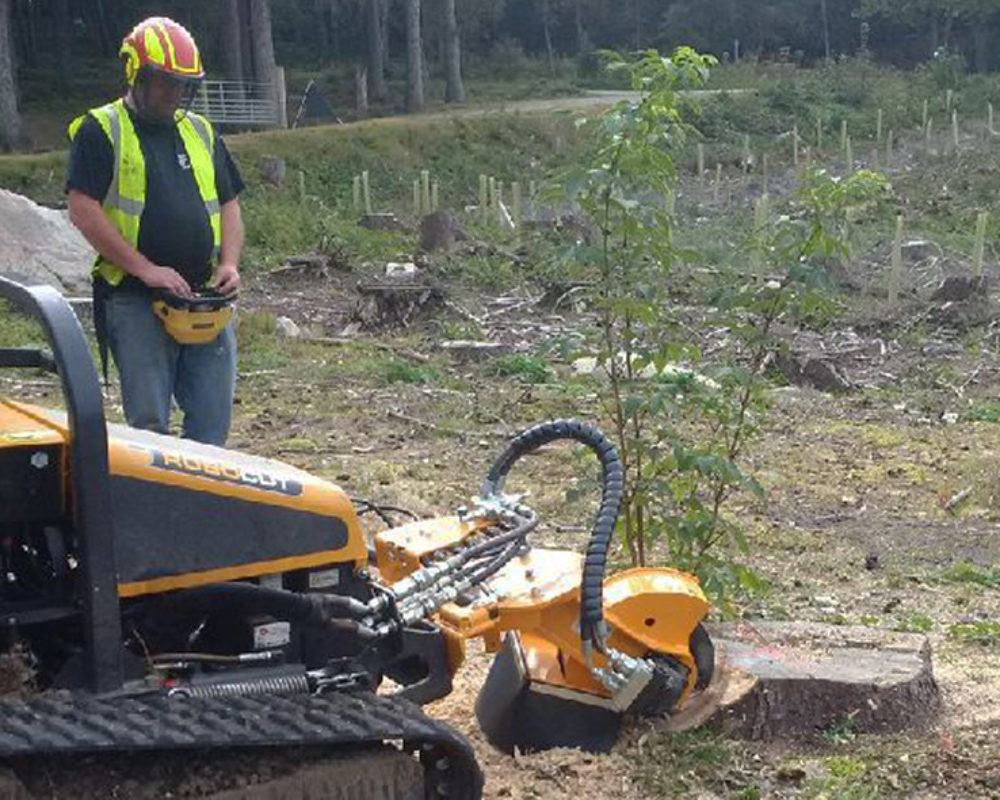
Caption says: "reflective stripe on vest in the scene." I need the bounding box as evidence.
[68,99,222,286]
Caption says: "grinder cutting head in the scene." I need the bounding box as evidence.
[152,288,236,345]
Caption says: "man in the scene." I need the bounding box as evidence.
[66,16,245,446]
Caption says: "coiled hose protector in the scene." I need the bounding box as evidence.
[480,419,624,651]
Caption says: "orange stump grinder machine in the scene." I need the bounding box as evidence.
[0,276,714,798]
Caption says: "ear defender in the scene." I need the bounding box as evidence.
[120,43,141,87]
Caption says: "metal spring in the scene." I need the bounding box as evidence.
[170,672,309,699]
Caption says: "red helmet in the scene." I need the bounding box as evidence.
[120,17,204,87]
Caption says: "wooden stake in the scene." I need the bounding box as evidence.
[841,119,848,151]
[793,123,799,167]
[846,136,853,173]
[889,213,904,306]
[974,211,989,278]
[753,195,769,279]
[952,109,960,151]
[876,108,883,144]
[922,99,929,130]
[362,169,372,215]
[743,134,751,175]
[488,176,496,221]
[352,175,361,214]
[298,170,306,204]
[496,180,505,227]
[512,181,522,232]
[421,170,431,215]
[431,181,439,213]
[817,115,823,149]
[946,88,953,111]
[479,174,488,223]
[713,163,722,205]
[413,179,421,216]
[886,129,893,169]
[925,118,933,155]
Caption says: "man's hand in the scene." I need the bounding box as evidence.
[213,263,240,294]
[140,265,193,298]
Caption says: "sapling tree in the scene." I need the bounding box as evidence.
[562,49,893,604]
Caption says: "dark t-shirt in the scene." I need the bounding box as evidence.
[66,104,245,289]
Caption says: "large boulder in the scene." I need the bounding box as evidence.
[0,189,94,294]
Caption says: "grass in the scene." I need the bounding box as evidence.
[947,620,1000,646]
[942,561,1000,590]
[486,353,551,384]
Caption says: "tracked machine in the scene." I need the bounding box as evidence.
[0,275,715,798]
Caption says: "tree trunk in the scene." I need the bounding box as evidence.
[443,0,464,103]
[239,0,255,82]
[0,0,23,151]
[972,21,990,73]
[53,0,71,90]
[574,0,587,55]
[943,12,955,48]
[248,0,277,84]
[379,0,389,74]
[13,0,35,69]
[220,0,245,82]
[541,0,554,74]
[366,0,387,102]
[819,0,831,60]
[85,0,114,58]
[404,0,424,113]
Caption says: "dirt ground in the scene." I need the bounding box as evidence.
[5,251,1000,799]
[230,256,1000,799]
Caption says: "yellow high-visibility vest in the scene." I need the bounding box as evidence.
[68,98,221,286]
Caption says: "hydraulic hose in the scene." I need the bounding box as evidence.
[160,582,375,628]
[480,419,624,652]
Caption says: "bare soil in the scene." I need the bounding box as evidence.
[5,257,1000,799]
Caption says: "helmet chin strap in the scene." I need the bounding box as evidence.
[127,76,196,126]
[128,85,175,126]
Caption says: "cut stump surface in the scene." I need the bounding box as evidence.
[674,622,940,740]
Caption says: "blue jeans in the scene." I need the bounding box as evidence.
[105,290,237,446]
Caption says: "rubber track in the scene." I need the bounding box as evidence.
[0,691,482,800]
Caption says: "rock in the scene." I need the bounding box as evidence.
[698,622,940,740]
[275,316,301,338]
[386,262,418,276]
[775,352,851,393]
[256,156,286,188]
[359,213,412,233]
[931,275,988,302]
[0,189,95,294]
[419,209,469,253]
[440,340,509,360]
[901,239,942,263]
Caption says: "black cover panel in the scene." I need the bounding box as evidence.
[111,476,349,583]
[0,446,62,523]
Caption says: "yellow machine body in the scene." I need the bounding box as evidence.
[0,399,367,599]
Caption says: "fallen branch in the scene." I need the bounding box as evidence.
[945,487,973,514]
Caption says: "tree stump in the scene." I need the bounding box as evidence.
[419,209,469,253]
[675,622,940,740]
